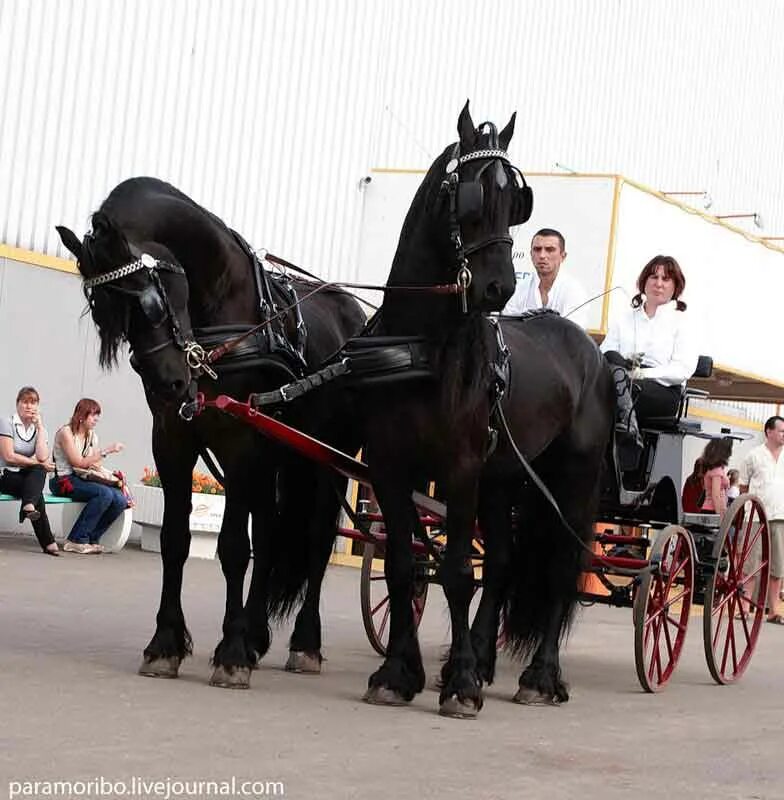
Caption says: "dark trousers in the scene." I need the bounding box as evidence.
[0,466,55,550]
[604,351,682,425]
[634,379,681,422]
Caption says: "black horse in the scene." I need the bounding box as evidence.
[472,311,614,705]
[357,103,613,716]
[57,178,365,687]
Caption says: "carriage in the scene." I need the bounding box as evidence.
[58,103,770,716]
[308,353,771,692]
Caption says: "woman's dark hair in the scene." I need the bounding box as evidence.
[631,255,687,311]
[69,398,102,433]
[686,457,705,484]
[702,438,733,471]
[16,386,39,404]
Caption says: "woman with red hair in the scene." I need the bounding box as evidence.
[601,256,699,452]
[50,398,127,554]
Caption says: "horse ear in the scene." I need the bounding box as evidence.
[457,100,475,149]
[499,112,516,151]
[56,225,83,261]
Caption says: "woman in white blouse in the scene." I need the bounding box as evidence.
[601,255,698,429]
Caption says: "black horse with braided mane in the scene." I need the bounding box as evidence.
[56,102,614,716]
[354,102,614,715]
[57,179,365,688]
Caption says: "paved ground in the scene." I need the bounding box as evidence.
[1,532,782,800]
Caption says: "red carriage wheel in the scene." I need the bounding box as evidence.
[633,525,695,692]
[360,538,428,657]
[703,494,770,684]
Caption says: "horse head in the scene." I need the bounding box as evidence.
[56,214,198,404]
[388,101,531,323]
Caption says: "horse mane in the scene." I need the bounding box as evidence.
[80,214,133,369]
[100,177,239,319]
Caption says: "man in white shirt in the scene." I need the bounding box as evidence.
[504,228,589,328]
[740,415,784,623]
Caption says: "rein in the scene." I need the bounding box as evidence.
[263,250,465,296]
[201,254,466,371]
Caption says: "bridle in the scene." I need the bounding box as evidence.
[439,141,532,313]
[83,253,216,379]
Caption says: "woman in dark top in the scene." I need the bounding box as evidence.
[0,386,58,555]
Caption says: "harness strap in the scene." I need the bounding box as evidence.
[250,360,350,407]
[248,337,436,408]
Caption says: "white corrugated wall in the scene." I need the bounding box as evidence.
[3,0,784,280]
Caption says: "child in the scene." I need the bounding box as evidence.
[700,439,733,516]
[727,468,740,502]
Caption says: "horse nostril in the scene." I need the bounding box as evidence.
[485,281,503,301]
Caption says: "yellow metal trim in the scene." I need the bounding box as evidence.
[689,407,763,431]
[619,176,784,254]
[524,172,619,179]
[371,167,427,175]
[370,167,621,180]
[713,363,784,391]
[0,243,77,274]
[369,168,784,255]
[600,176,623,334]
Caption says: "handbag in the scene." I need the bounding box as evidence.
[70,429,122,488]
[73,465,122,487]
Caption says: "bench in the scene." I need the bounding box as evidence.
[0,493,133,553]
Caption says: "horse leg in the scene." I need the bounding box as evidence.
[364,478,426,706]
[439,476,484,718]
[471,478,513,685]
[243,465,279,665]
[139,424,197,679]
[514,457,599,705]
[285,472,341,674]
[210,478,255,689]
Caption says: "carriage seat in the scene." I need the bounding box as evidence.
[641,355,713,433]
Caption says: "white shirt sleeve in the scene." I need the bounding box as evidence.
[504,272,534,315]
[600,313,622,354]
[738,452,754,487]
[640,312,699,385]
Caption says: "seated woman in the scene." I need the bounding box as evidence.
[601,255,699,444]
[0,386,59,555]
[700,438,733,517]
[50,398,127,554]
[682,457,705,513]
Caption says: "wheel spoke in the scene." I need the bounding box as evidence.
[662,610,675,661]
[375,603,391,641]
[712,601,727,649]
[665,612,688,633]
[370,595,390,616]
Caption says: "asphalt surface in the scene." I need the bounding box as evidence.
[1,532,782,800]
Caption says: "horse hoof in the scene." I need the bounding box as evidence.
[209,665,251,689]
[363,686,410,706]
[138,656,180,679]
[284,651,322,674]
[513,686,562,706]
[438,696,480,719]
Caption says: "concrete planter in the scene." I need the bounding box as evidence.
[132,484,225,560]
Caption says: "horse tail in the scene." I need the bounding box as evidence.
[502,477,589,660]
[265,461,341,621]
[265,534,310,621]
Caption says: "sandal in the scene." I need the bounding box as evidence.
[766,615,784,625]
